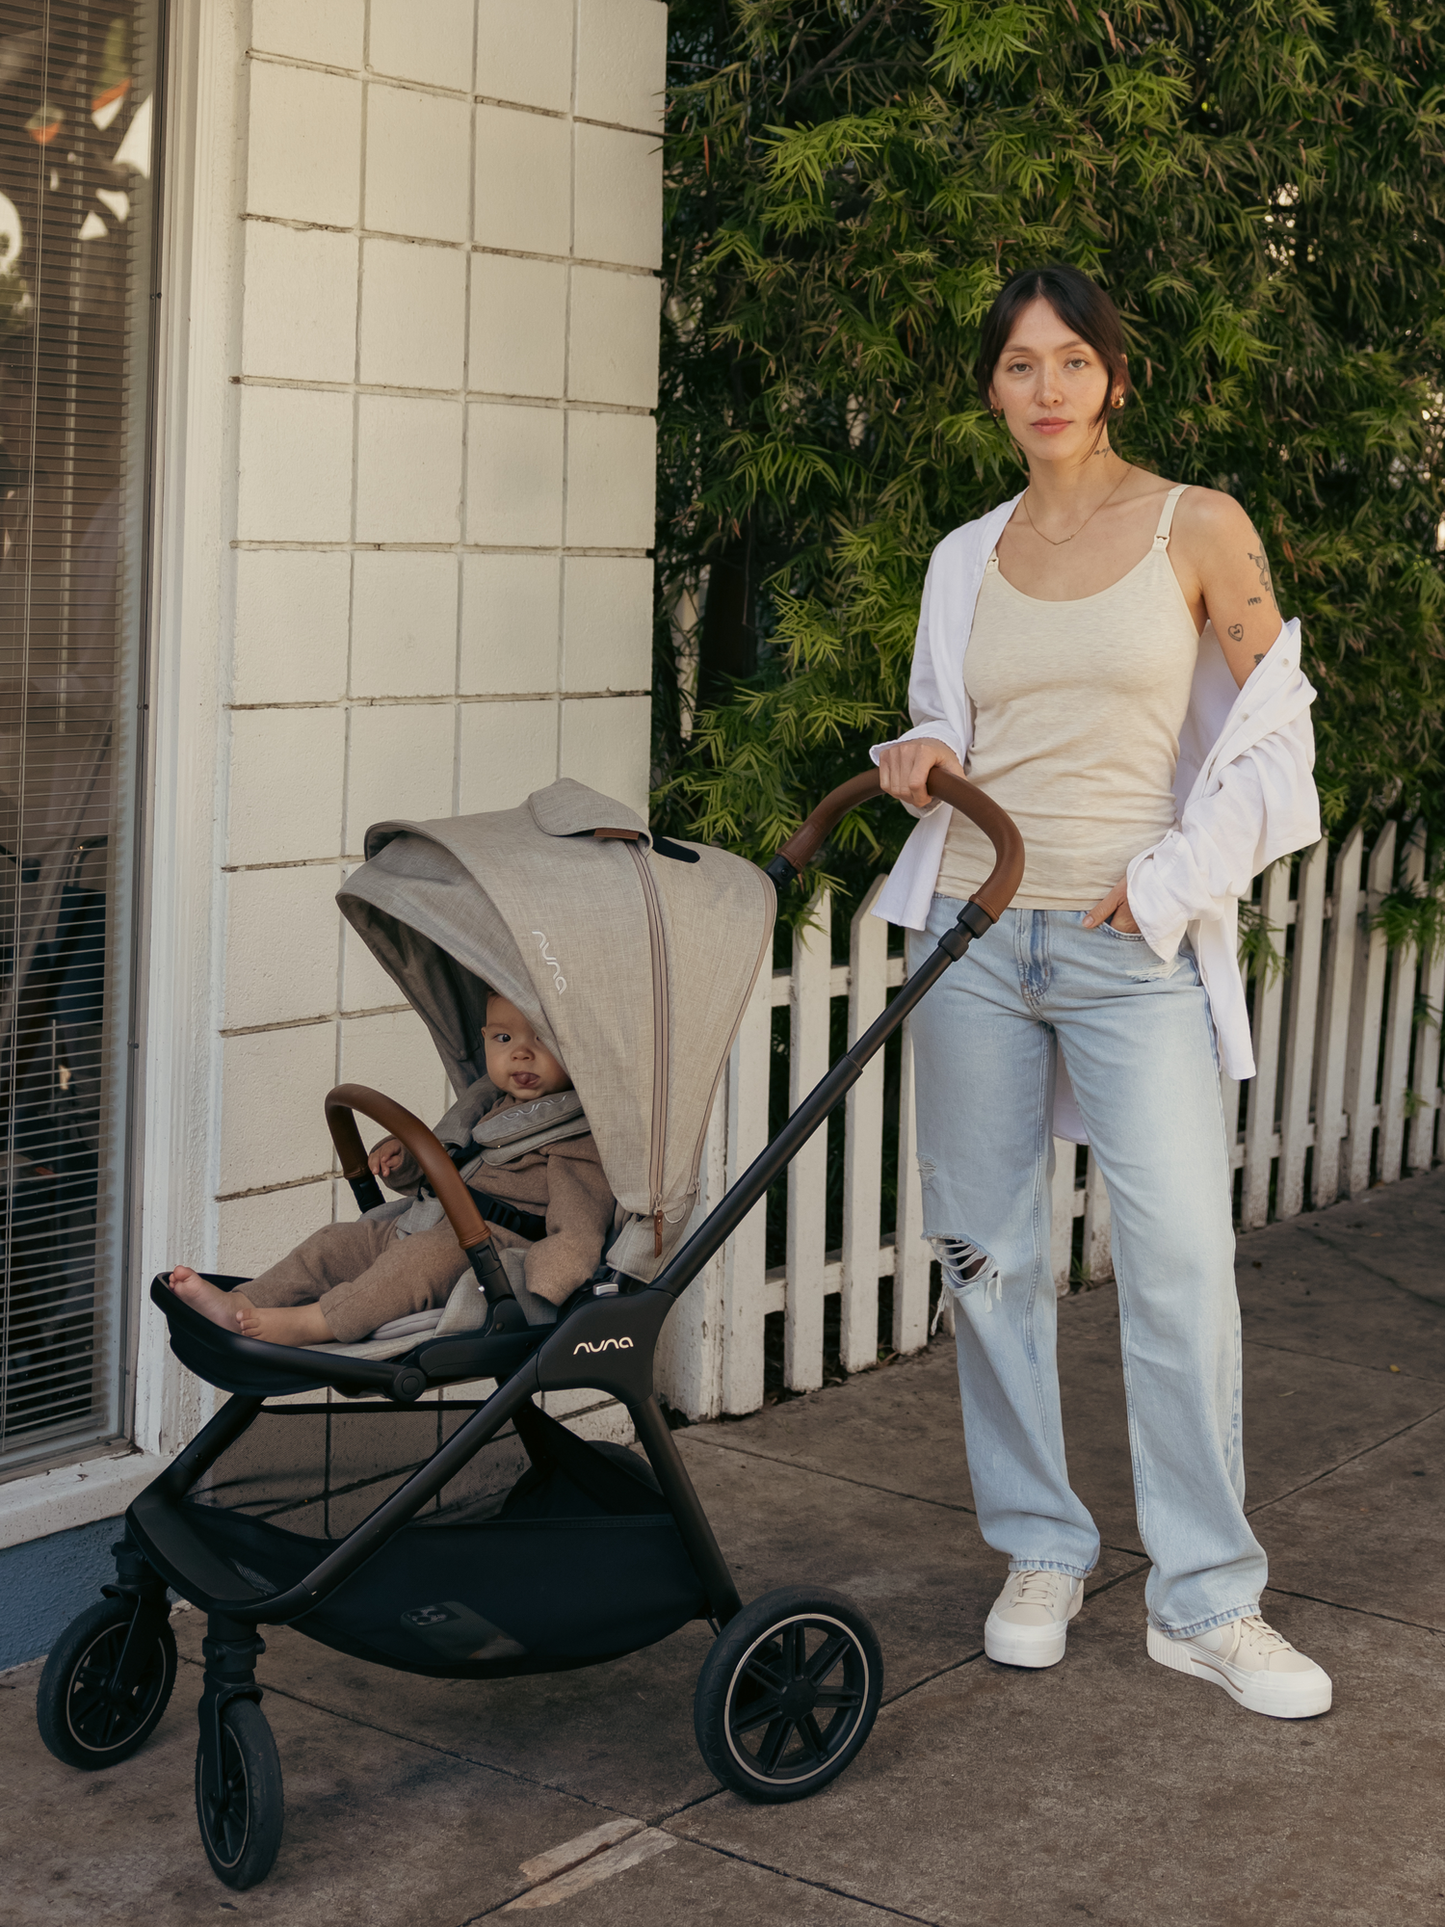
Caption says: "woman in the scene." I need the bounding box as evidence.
[875,264,1329,1719]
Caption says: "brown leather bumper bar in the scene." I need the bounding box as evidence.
[324,1083,515,1304]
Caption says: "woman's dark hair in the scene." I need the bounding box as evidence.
[976,265,1132,427]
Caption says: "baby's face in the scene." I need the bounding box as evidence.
[483,996,570,1100]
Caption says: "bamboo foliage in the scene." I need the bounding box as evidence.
[654,2,1445,916]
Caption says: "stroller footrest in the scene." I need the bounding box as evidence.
[151,1274,423,1401]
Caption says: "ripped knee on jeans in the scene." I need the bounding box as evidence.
[930,1235,1002,1321]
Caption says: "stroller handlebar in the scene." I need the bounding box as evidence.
[765,766,1025,923]
[325,1084,516,1306]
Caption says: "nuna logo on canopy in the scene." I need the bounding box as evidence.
[532,930,566,993]
[571,1336,635,1355]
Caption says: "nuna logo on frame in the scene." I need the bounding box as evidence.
[571,1337,635,1355]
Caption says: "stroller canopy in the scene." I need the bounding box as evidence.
[337,780,775,1279]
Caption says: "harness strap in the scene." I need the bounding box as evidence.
[466,1187,547,1243]
[421,1146,548,1241]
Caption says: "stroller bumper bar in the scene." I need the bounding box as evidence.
[325,1085,523,1312]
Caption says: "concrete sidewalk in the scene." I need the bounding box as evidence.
[4,1171,1443,1925]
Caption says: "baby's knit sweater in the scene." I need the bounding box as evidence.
[383,1082,614,1305]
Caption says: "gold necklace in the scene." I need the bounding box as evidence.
[1021,464,1131,547]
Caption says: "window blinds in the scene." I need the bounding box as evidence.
[0,0,157,1474]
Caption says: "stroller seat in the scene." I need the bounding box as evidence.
[303,1249,558,1364]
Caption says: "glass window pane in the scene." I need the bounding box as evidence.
[0,0,158,1473]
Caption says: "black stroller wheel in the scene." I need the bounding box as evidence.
[694,1586,883,1803]
[36,1598,178,1770]
[195,1699,284,1889]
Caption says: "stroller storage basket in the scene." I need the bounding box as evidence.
[176,1502,707,1680]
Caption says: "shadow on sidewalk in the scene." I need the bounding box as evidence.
[3,1171,1442,1924]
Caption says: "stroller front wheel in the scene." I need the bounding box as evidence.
[195,1698,284,1889]
[36,1597,178,1770]
[693,1586,883,1803]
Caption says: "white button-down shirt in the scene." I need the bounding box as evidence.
[870,493,1322,1131]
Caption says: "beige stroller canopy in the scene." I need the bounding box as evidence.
[337,779,775,1280]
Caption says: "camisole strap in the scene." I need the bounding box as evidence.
[1152,484,1189,550]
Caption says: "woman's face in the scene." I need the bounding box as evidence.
[987,297,1121,466]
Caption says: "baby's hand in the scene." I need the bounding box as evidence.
[369,1136,405,1178]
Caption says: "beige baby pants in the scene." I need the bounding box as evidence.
[243,1216,485,1344]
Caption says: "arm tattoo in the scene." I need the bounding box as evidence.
[1253,653,1265,664]
[1247,547,1276,603]
[1248,596,1261,605]
[1228,623,1244,642]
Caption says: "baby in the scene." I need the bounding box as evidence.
[168,995,614,1346]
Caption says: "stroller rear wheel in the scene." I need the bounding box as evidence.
[36,1597,178,1770]
[694,1586,883,1803]
[195,1698,284,1889]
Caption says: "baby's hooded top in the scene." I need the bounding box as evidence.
[383,1079,615,1305]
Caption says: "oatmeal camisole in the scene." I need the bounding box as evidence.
[936,483,1201,911]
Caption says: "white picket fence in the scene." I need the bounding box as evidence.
[654,824,1444,1422]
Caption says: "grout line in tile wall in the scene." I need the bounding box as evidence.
[248,44,661,139]
[231,373,652,415]
[220,1003,411,1039]
[241,218,659,282]
[232,542,650,557]
[557,0,580,789]
[246,47,666,142]
[226,690,649,711]
[215,1172,336,1204]
[338,42,369,877]
[338,123,365,1065]
[456,4,479,810]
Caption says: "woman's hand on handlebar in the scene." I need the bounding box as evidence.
[876,736,965,812]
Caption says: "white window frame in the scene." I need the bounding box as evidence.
[0,0,241,1547]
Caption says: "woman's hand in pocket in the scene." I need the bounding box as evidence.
[1082,878,1140,933]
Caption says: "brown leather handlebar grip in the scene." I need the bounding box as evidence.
[770,767,1025,923]
[325,1084,493,1254]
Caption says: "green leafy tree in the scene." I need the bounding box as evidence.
[653,0,1445,912]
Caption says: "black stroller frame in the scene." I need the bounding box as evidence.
[35,769,1022,1890]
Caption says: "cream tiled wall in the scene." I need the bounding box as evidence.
[216,0,665,1275]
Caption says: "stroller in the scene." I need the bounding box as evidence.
[34,769,1021,1889]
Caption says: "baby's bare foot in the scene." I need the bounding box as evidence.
[234,1303,332,1347]
[168,1266,249,1332]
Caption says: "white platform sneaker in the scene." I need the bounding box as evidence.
[984,1569,1084,1668]
[1148,1613,1332,1718]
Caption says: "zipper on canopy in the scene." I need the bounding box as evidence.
[626,842,669,1252]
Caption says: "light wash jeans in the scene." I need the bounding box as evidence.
[908,898,1267,1637]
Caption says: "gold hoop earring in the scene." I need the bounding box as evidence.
[1112,393,1124,411]
[990,406,1002,421]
